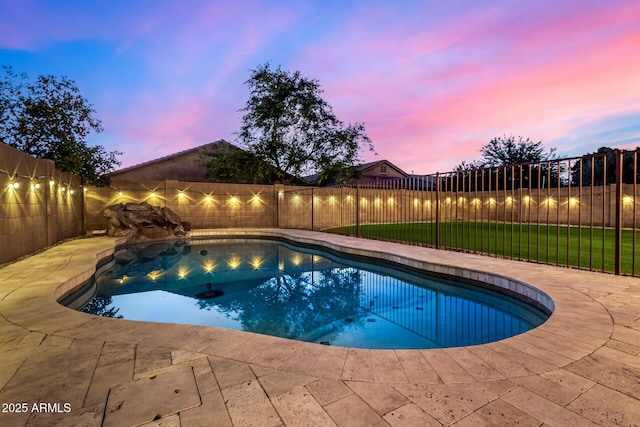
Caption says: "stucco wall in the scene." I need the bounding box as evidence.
[0,142,83,265]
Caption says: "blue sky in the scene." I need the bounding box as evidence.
[1,0,639,173]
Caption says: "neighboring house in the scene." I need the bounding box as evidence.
[109,140,230,182]
[304,159,409,185]
[354,160,408,183]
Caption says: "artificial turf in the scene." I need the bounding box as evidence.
[325,221,640,275]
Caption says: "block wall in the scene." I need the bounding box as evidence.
[85,180,280,231]
[0,142,83,265]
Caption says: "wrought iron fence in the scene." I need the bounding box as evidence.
[278,149,640,276]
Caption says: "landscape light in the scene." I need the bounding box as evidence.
[177,266,189,279]
[250,256,263,269]
[227,257,241,269]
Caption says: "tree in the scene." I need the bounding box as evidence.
[0,66,121,186]
[235,63,374,185]
[202,143,283,184]
[454,135,557,190]
[478,134,555,167]
[571,146,640,186]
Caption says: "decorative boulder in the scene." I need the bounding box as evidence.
[103,202,190,242]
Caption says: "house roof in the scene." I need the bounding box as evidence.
[109,140,233,176]
[301,159,408,185]
[356,159,408,176]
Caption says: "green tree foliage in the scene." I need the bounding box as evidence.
[202,143,283,184]
[0,66,120,186]
[235,63,374,185]
[571,146,640,186]
[479,134,555,167]
[454,135,557,190]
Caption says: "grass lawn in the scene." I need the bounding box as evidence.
[325,222,640,275]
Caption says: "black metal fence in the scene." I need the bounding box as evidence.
[278,149,640,276]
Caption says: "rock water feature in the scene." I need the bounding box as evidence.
[103,202,190,242]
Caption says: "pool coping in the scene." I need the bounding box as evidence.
[1,228,639,426]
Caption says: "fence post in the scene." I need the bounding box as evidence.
[356,184,360,237]
[615,150,623,275]
[435,172,441,249]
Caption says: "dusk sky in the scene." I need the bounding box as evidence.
[1,0,639,174]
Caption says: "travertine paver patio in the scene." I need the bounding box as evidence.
[0,229,639,426]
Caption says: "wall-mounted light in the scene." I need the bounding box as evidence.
[178,191,186,199]
[147,270,163,281]
[69,189,75,195]
[569,197,579,207]
[177,266,189,279]
[623,195,634,205]
[203,261,215,273]
[249,256,263,269]
[11,181,20,189]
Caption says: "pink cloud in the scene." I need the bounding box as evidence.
[296,1,640,173]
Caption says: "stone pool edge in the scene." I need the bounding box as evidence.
[1,228,614,381]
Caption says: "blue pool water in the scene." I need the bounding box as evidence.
[67,239,549,349]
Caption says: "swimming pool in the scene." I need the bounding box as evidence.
[64,238,549,349]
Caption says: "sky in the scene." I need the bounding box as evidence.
[1,0,639,174]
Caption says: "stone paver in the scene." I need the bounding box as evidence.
[0,229,639,426]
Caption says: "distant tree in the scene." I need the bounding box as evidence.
[454,135,557,190]
[80,294,123,318]
[202,143,282,184]
[236,63,374,185]
[478,134,555,167]
[0,66,121,186]
[571,146,640,186]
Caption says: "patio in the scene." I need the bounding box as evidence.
[0,229,639,426]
